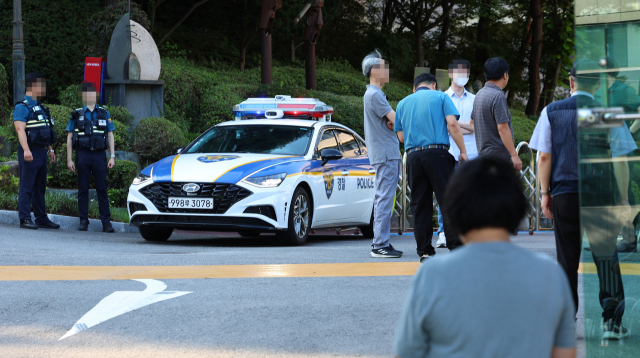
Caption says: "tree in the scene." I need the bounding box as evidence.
[395,0,456,67]
[525,0,543,116]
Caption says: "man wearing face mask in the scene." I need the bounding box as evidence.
[435,59,478,248]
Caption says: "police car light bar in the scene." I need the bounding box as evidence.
[233,96,334,122]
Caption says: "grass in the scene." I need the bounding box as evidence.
[0,190,130,223]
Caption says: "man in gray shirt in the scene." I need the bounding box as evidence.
[394,157,576,358]
[362,50,402,258]
[472,57,522,171]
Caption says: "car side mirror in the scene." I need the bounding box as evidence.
[320,148,343,166]
[172,146,185,155]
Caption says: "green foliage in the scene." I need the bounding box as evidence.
[45,104,73,152]
[107,160,138,190]
[0,122,18,156]
[58,84,82,110]
[108,188,129,208]
[0,63,10,127]
[112,120,132,152]
[0,165,18,193]
[105,105,134,126]
[133,117,186,165]
[0,0,102,103]
[86,2,151,58]
[511,109,538,147]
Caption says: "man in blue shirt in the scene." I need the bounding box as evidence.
[395,74,468,262]
[12,72,60,230]
[65,82,117,232]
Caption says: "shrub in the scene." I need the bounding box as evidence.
[45,104,73,152]
[107,160,138,190]
[105,105,134,126]
[199,84,255,130]
[0,63,11,127]
[112,119,132,152]
[133,117,186,165]
[0,165,18,193]
[58,84,82,109]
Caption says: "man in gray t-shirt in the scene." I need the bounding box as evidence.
[394,157,576,358]
[362,50,402,258]
[472,57,522,171]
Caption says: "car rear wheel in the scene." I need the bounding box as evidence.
[277,187,311,246]
[359,209,374,239]
[140,226,174,242]
[238,230,261,237]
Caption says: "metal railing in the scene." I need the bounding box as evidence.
[392,142,551,233]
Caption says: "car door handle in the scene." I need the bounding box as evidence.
[341,170,349,176]
[369,169,376,174]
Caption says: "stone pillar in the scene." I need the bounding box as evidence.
[12,0,25,104]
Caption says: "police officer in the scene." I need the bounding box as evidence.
[13,72,60,230]
[66,82,116,233]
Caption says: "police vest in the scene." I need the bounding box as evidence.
[72,107,108,151]
[17,100,56,147]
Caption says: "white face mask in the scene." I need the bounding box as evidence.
[455,77,469,87]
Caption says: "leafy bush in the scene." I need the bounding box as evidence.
[0,165,18,193]
[107,160,138,190]
[199,84,255,130]
[112,119,132,152]
[132,117,186,165]
[45,104,73,152]
[108,188,128,208]
[106,105,134,126]
[58,84,82,109]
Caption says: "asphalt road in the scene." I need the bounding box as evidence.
[0,224,635,357]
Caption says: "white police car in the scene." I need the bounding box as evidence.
[127,95,376,245]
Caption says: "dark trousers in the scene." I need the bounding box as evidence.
[407,148,462,256]
[18,146,49,224]
[77,150,111,225]
[552,193,581,315]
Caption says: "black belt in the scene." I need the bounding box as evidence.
[406,144,449,154]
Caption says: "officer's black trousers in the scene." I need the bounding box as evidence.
[77,150,111,225]
[407,148,462,257]
[552,193,581,316]
[18,146,49,224]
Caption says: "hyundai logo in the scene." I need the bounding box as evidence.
[182,183,200,193]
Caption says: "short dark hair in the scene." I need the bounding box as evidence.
[81,82,98,93]
[484,57,509,81]
[443,156,527,235]
[414,73,437,89]
[570,59,601,90]
[448,59,471,70]
[25,72,45,89]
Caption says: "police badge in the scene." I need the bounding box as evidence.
[323,169,334,199]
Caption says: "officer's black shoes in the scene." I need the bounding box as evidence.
[37,221,60,229]
[103,224,115,233]
[20,219,38,230]
[78,219,89,231]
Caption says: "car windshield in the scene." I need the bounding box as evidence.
[186,125,313,156]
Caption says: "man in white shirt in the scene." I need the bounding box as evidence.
[436,59,478,248]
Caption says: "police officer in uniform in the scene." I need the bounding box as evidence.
[13,72,60,230]
[66,82,116,232]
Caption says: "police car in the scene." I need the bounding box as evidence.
[127,95,376,245]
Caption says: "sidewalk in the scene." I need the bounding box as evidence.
[0,210,138,233]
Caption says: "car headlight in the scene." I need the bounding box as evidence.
[132,172,151,185]
[242,172,287,188]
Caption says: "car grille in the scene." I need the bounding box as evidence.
[139,182,253,214]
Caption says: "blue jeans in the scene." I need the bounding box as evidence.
[437,161,459,234]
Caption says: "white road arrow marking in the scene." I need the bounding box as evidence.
[60,279,192,340]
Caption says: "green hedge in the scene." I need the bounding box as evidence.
[133,117,186,165]
[48,157,138,193]
[0,63,10,127]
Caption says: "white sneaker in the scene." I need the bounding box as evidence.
[436,232,446,248]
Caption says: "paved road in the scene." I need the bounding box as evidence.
[0,224,634,357]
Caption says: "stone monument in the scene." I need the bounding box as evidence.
[103,13,164,126]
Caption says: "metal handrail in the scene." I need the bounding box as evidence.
[394,141,546,233]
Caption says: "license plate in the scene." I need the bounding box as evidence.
[168,197,214,209]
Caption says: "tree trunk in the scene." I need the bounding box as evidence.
[525,0,543,116]
[507,14,532,106]
[291,39,296,62]
[539,57,563,109]
[438,11,450,69]
[240,46,246,71]
[381,0,396,34]
[157,0,209,46]
[474,0,491,82]
[150,0,167,34]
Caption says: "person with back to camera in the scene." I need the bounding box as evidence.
[361,49,403,258]
[393,156,576,358]
[13,72,60,230]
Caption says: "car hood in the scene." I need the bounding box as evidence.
[152,153,304,183]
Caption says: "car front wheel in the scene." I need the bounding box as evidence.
[277,187,311,246]
[359,209,374,239]
[140,226,174,242]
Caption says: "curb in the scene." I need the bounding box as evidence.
[0,210,139,233]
